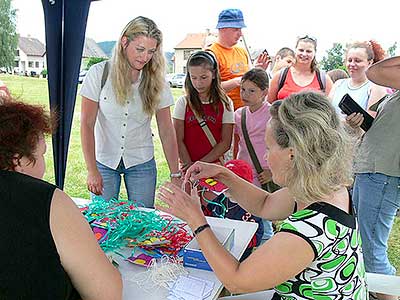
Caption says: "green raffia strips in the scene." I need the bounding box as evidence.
[81,196,185,253]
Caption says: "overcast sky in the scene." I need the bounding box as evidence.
[13,0,399,59]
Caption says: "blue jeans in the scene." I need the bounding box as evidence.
[94,158,157,208]
[353,172,400,275]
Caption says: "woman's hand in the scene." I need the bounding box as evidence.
[181,161,193,173]
[87,169,103,195]
[170,176,183,188]
[156,182,206,229]
[258,169,272,185]
[346,112,364,128]
[183,161,226,184]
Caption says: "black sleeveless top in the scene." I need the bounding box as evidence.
[0,170,80,300]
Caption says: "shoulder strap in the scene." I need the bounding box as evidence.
[241,108,263,174]
[316,69,326,92]
[101,61,110,90]
[205,49,215,55]
[192,105,224,165]
[278,67,290,92]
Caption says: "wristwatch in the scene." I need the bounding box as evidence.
[170,171,182,178]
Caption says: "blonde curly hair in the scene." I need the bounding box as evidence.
[269,92,354,204]
[111,16,165,115]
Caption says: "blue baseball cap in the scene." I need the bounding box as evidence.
[216,8,246,29]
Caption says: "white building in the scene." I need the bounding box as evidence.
[173,32,211,74]
[13,36,107,76]
[14,36,46,76]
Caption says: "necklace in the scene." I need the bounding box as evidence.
[348,79,369,90]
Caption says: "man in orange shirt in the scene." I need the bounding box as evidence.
[208,9,270,110]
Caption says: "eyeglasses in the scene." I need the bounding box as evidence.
[297,35,317,43]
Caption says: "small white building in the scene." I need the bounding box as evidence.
[14,36,46,76]
[173,32,213,74]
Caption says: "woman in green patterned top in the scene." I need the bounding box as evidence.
[157,91,367,300]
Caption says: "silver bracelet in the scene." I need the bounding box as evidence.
[170,171,182,178]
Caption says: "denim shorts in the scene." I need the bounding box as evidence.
[353,172,400,275]
[94,158,157,208]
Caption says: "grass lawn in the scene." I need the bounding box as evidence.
[1,74,184,199]
[1,74,399,275]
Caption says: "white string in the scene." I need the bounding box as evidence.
[125,256,188,293]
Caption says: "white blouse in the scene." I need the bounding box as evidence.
[80,61,174,169]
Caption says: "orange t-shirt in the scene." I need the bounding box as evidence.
[276,68,323,101]
[208,43,249,110]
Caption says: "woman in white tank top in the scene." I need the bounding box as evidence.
[329,41,387,118]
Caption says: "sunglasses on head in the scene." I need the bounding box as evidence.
[297,35,317,43]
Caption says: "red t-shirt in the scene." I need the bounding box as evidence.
[184,102,224,162]
[277,68,323,100]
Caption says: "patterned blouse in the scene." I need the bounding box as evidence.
[274,201,368,300]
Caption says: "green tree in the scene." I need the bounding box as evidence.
[0,0,18,70]
[320,43,346,71]
[86,57,108,69]
[387,42,397,57]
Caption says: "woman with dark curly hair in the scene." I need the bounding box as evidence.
[0,101,121,300]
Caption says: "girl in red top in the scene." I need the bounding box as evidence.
[268,36,333,102]
[173,51,234,171]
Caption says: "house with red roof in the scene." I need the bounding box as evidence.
[173,30,217,73]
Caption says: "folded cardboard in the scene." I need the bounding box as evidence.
[183,226,234,271]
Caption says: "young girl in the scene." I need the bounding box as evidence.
[173,51,234,171]
[234,68,275,240]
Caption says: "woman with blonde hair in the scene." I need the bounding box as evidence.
[158,92,367,299]
[80,16,179,205]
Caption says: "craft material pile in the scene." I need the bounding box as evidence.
[80,197,193,258]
